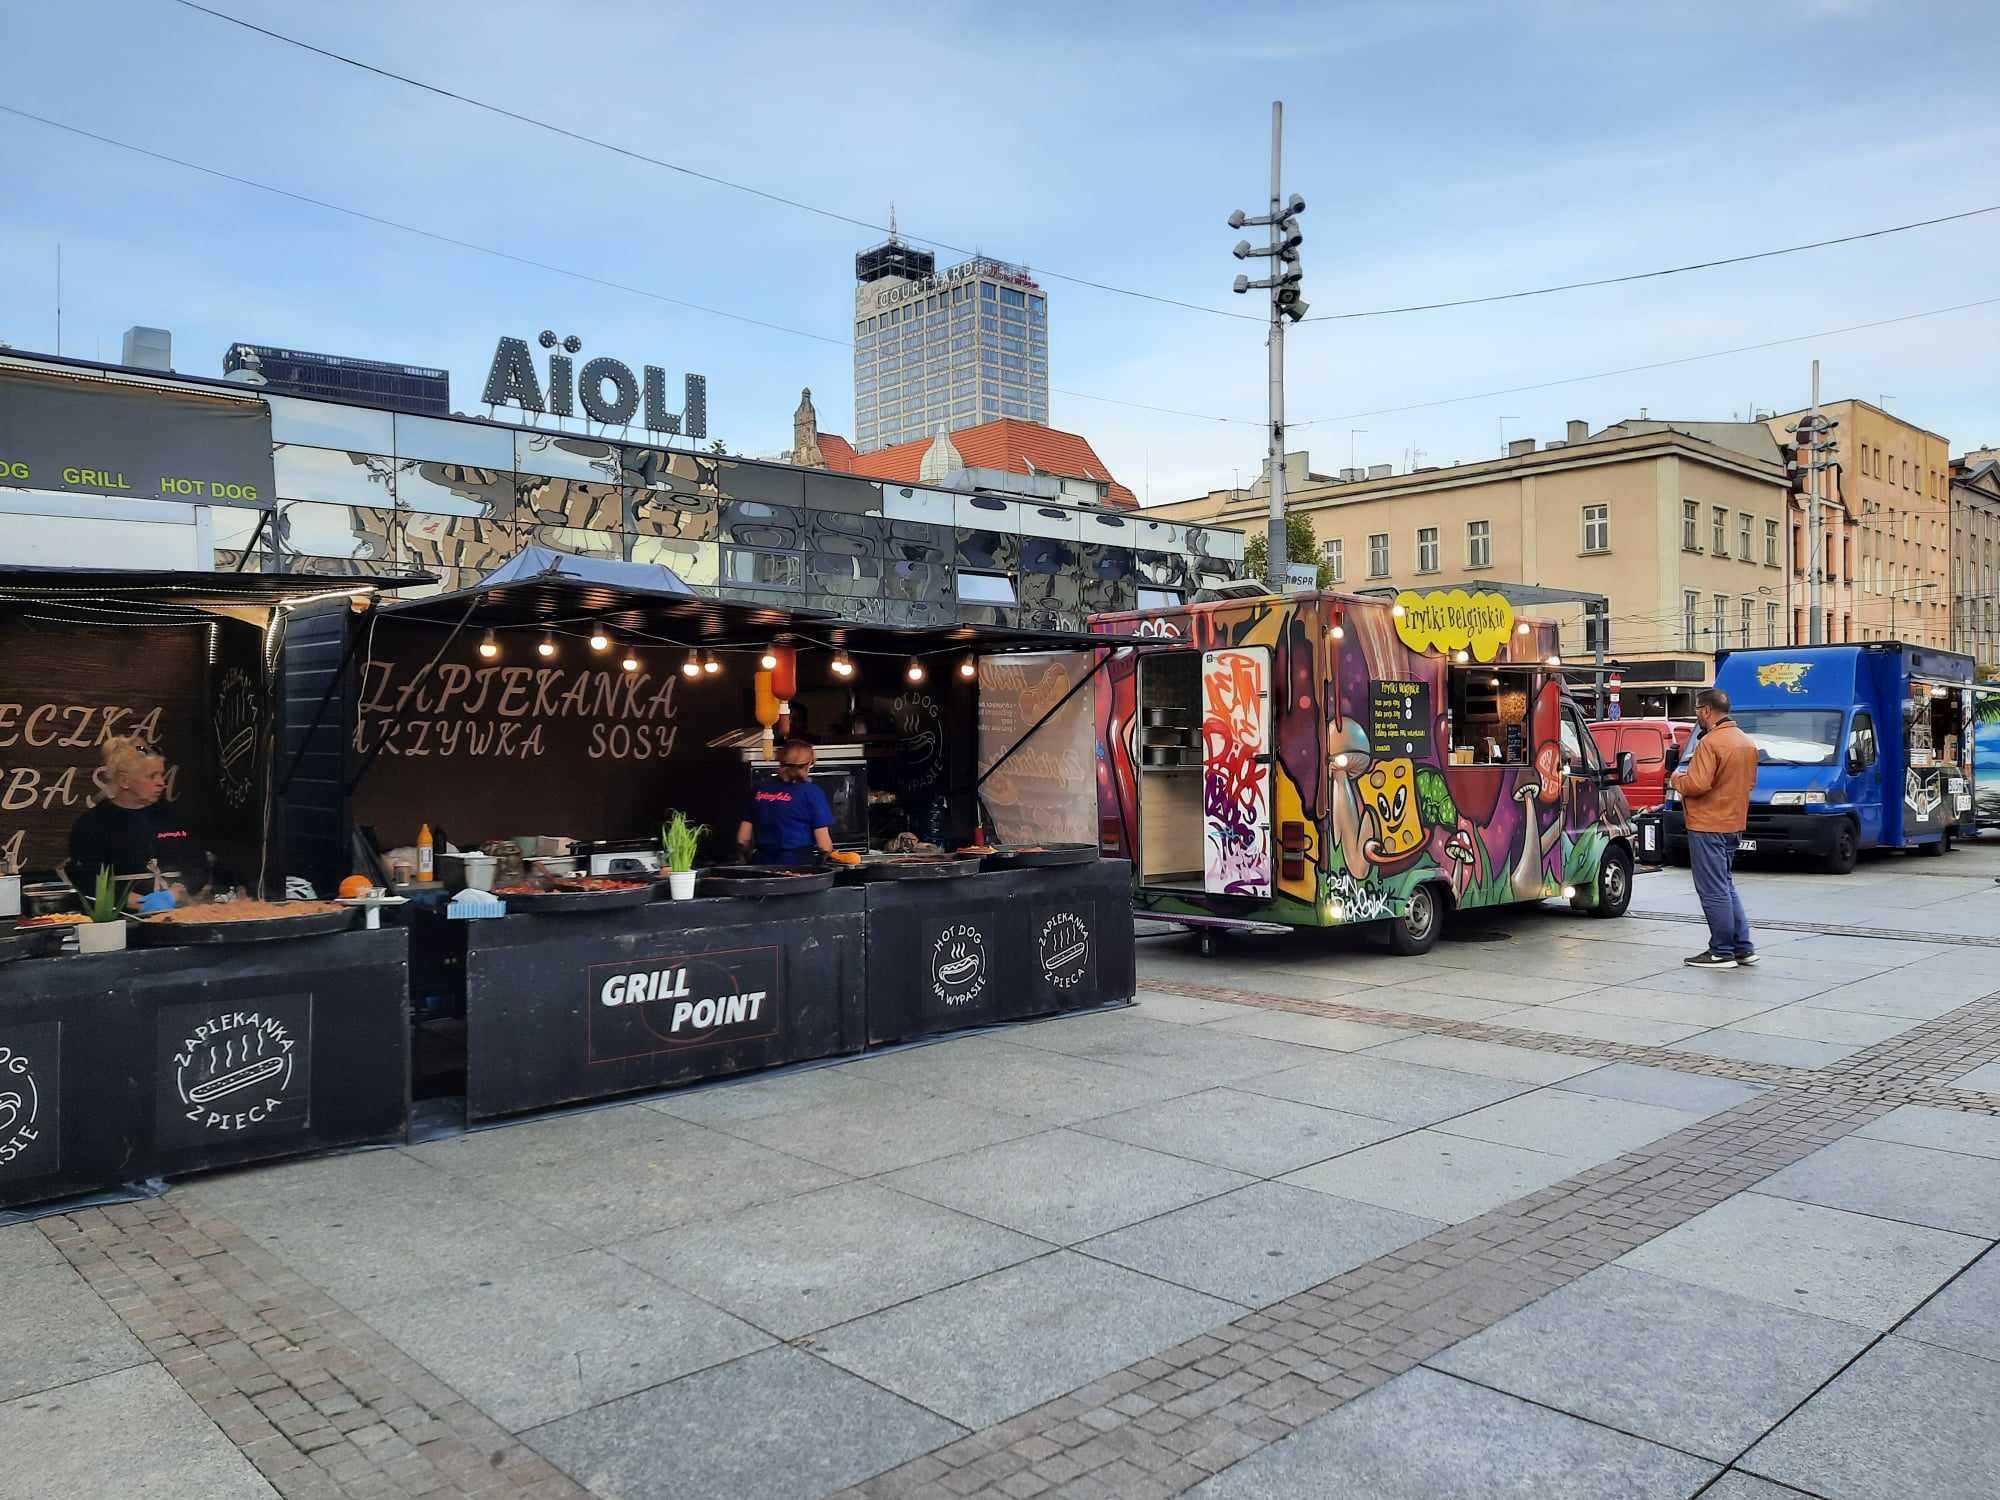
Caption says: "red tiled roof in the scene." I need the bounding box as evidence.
[810,419,1137,508]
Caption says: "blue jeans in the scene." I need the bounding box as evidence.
[1689,831,1752,957]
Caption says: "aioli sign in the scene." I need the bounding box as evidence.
[1393,588,1516,663]
[0,366,275,506]
[483,333,708,439]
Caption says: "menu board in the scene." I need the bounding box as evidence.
[978,652,1097,844]
[1369,679,1431,759]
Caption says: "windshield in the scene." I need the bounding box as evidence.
[1730,709,1846,766]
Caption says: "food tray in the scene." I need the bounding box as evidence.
[491,884,655,914]
[696,866,837,898]
[128,906,359,948]
[976,843,1100,870]
[836,855,984,884]
[9,923,73,959]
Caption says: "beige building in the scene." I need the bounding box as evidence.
[1951,450,2000,670]
[1765,401,1951,648]
[1153,420,1794,713]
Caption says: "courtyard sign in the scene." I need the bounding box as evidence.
[482,332,707,439]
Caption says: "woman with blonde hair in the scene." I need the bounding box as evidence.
[69,735,210,907]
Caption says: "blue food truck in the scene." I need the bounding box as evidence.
[1659,642,1975,873]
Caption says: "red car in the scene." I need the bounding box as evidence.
[1589,718,1696,811]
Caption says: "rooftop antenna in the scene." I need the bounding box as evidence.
[888,201,898,243]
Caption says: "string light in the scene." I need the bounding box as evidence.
[906,657,926,684]
[1547,654,1563,667]
[588,622,610,651]
[1516,622,1532,635]
[621,649,640,673]
[682,651,702,679]
[831,651,854,678]
[759,648,778,670]
[1330,624,1344,640]
[538,631,557,659]
[1454,649,1470,663]
[478,629,499,659]
[1390,603,1406,618]
[958,654,977,679]
[702,651,722,676]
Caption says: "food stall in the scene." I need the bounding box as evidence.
[0,567,428,1213]
[285,549,1140,1121]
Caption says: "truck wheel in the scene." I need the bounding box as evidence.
[1386,884,1442,956]
[1822,821,1858,875]
[1588,846,1634,919]
[1919,832,1949,857]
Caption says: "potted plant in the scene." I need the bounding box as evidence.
[77,866,128,954]
[661,812,706,900]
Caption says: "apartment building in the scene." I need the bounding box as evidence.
[1951,450,2000,669]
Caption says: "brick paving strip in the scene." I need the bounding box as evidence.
[1629,907,2000,947]
[29,970,2000,1500]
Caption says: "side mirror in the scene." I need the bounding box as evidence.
[1662,745,1681,774]
[1617,750,1637,786]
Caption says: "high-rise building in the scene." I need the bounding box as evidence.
[853,237,1048,452]
[224,343,451,417]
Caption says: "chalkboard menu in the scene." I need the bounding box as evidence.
[348,617,751,853]
[1369,679,1431,759]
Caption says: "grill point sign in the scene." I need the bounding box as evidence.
[484,332,708,439]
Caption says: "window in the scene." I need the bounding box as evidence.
[1137,587,1182,611]
[1739,512,1753,560]
[981,283,996,301]
[1766,600,1779,646]
[1581,504,1608,553]
[1713,593,1728,648]
[1712,507,1729,557]
[1368,532,1390,577]
[1765,518,1779,566]
[1684,590,1698,650]
[1876,450,1884,479]
[1321,538,1343,581]
[1849,710,1877,769]
[1584,607,1609,653]
[1417,526,1440,573]
[1000,287,1027,307]
[1860,443,1870,474]
[1904,460,1912,490]
[956,570,1017,605]
[1683,499,1699,551]
[1741,597,1754,648]
[1466,520,1491,567]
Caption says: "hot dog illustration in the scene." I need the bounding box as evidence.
[1043,940,1087,972]
[187,1054,285,1104]
[938,953,979,983]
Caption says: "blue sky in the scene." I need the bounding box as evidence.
[3,0,1997,506]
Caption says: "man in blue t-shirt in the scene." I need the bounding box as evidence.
[737,737,836,865]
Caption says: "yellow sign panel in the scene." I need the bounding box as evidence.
[1392,589,1515,663]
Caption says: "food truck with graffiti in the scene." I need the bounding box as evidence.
[1089,587,1639,954]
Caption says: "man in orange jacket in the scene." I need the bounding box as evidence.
[1671,687,1761,969]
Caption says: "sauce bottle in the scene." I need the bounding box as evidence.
[417,823,434,881]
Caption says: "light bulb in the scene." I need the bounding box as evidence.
[906,658,926,684]
[958,655,976,679]
[1330,625,1344,640]
[702,651,722,676]
[831,652,854,678]
[478,630,499,660]
[1516,622,1531,635]
[759,649,778,670]
[682,651,701,679]
[1391,603,1406,618]
[1454,649,1469,663]
[538,632,557,659]
[588,624,610,651]
[1547,654,1562,667]
[622,652,640,673]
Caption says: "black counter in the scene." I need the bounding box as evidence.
[454,889,868,1121]
[0,927,411,1212]
[861,860,1135,1044]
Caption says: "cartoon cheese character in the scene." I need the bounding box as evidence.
[1363,758,1424,859]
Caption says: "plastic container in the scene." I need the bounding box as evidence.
[0,874,18,919]
[666,869,696,900]
[439,852,497,892]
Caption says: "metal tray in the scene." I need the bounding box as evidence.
[696,866,837,898]
[128,906,359,948]
[977,843,1101,870]
[835,856,984,884]
[491,884,656,914]
[1143,707,1192,728]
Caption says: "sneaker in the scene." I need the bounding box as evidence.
[1685,951,1738,969]
[1736,951,1759,966]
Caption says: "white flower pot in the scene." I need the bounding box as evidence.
[667,869,697,901]
[77,921,128,954]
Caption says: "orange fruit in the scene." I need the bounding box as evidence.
[338,875,375,899]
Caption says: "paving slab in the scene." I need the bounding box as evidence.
[1557,1061,1769,1114]
[1358,987,1525,1022]
[1727,1003,1916,1048]
[1617,1191,1984,1330]
[877,1127,1251,1244]
[0,1255,148,1402]
[1808,973,1979,1021]
[1235,1052,1532,1126]
[1283,1130,1594,1223]
[1753,1136,2000,1237]
[611,1179,1051,1339]
[843,1035,1191,1125]
[1359,1034,1604,1084]
[0,1225,59,1273]
[1700,1476,1822,1500]
[1951,1059,2000,1093]
[1898,1248,2000,1362]
[1010,1011,1337,1085]
[1220,965,1405,1003]
[1128,990,1262,1025]
[1858,1104,2000,1160]
[1079,1181,1442,1306]
[359,1247,770,1432]
[0,1363,279,1500]
[1429,1264,1874,1462]
[810,1250,1237,1429]
[1432,1089,1704,1161]
[1742,1335,2000,1500]
[644,1061,879,1126]
[1667,1029,1864,1069]
[1202,1007,1410,1052]
[1541,984,1778,1028]
[726,1079,1043,1175]
[525,1345,961,1500]
[1488,1007,1706,1046]
[1189,1366,1716,1499]
[1074,1086,1407,1177]
[1617,967,1858,1005]
[1382,968,1606,1005]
